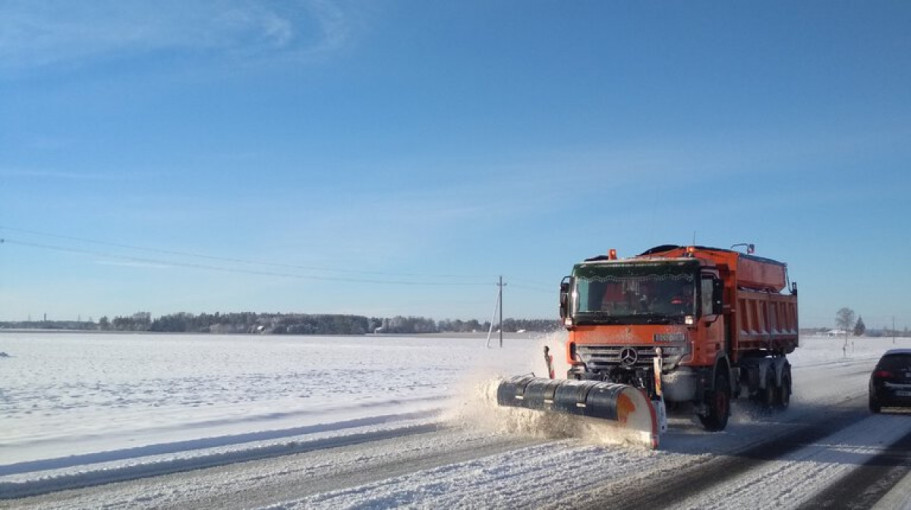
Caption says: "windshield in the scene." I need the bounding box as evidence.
[877,354,911,371]
[573,262,697,325]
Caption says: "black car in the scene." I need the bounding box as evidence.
[869,349,911,413]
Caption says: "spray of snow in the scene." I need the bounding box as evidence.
[443,377,653,448]
[441,331,654,449]
[440,331,566,430]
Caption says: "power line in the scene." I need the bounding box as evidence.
[1,238,493,287]
[0,227,561,294]
[508,282,553,294]
[0,225,484,281]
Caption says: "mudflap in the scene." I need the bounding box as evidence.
[496,375,661,449]
[654,397,668,434]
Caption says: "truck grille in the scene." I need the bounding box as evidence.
[576,345,661,370]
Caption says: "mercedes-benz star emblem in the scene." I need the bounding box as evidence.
[619,347,638,367]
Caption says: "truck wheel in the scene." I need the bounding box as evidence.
[699,373,730,432]
[760,372,777,408]
[776,369,791,409]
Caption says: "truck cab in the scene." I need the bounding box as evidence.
[560,250,725,403]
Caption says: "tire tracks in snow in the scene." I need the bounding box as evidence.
[177,430,544,510]
[566,397,875,510]
[798,428,911,509]
[2,426,542,510]
[1,423,443,500]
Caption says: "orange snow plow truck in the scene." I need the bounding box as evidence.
[497,245,798,446]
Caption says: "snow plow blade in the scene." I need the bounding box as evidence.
[496,375,660,449]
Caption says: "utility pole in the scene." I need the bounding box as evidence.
[485,276,507,349]
[498,275,506,348]
[894,316,896,345]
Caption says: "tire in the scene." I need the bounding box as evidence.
[776,368,791,409]
[699,373,731,431]
[869,394,881,414]
[760,371,778,408]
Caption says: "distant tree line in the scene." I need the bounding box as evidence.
[1,312,561,336]
[0,320,97,331]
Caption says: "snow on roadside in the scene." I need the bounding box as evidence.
[2,332,911,505]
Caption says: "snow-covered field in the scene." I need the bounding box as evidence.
[0,333,547,462]
[0,333,552,479]
[2,331,910,508]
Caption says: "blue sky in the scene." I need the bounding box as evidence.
[1,1,910,328]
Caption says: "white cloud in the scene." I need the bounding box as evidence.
[0,0,358,71]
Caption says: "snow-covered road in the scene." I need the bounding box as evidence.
[2,333,910,508]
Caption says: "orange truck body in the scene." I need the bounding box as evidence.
[561,245,798,412]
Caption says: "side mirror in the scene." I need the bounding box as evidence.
[712,278,724,316]
[559,276,571,319]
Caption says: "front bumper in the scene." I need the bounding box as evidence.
[567,364,701,403]
[661,367,699,402]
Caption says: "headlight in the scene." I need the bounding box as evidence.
[657,342,692,369]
